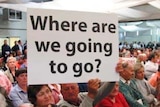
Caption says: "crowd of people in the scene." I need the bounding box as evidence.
[0,39,160,107]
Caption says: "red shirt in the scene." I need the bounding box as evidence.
[95,92,129,107]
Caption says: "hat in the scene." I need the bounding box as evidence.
[15,68,27,77]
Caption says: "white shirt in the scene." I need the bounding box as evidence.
[144,61,158,79]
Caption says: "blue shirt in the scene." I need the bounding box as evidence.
[8,84,29,107]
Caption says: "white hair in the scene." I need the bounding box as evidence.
[6,56,16,63]
[0,93,7,107]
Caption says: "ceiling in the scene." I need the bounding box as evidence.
[0,0,160,22]
[0,0,160,33]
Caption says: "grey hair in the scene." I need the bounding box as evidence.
[6,56,16,63]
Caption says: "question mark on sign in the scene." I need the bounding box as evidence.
[95,59,101,72]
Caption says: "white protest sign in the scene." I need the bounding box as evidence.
[27,8,119,85]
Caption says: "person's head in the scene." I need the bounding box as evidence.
[14,40,18,45]
[132,49,138,57]
[10,51,16,57]
[15,68,27,86]
[134,63,144,80]
[17,55,24,64]
[116,60,134,81]
[24,49,27,56]
[18,40,22,44]
[61,83,79,103]
[148,52,158,63]
[16,50,22,56]
[124,50,131,58]
[6,56,16,69]
[108,82,119,98]
[142,53,147,61]
[28,85,54,107]
[4,40,7,45]
[137,54,145,62]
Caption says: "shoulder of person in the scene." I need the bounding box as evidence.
[57,99,70,107]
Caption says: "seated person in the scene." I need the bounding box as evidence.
[116,60,148,107]
[0,86,13,107]
[8,68,30,107]
[48,84,63,104]
[57,78,101,107]
[95,82,129,107]
[148,65,160,88]
[144,52,159,80]
[0,70,12,95]
[136,53,147,66]
[0,56,5,70]
[134,63,157,106]
[156,77,160,103]
[16,55,24,69]
[20,55,27,69]
[4,56,18,85]
[0,92,7,107]
[28,84,58,107]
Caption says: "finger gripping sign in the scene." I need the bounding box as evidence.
[27,8,119,85]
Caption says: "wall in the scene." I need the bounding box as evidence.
[119,28,160,44]
[0,8,27,44]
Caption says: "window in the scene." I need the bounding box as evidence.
[8,9,22,20]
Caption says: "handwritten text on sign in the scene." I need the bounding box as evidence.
[27,8,119,85]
